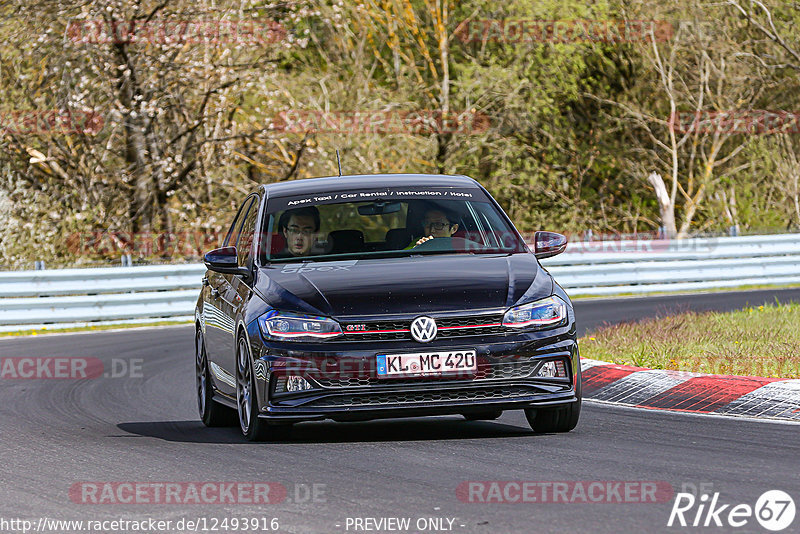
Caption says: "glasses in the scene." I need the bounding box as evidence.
[424,221,450,231]
[286,225,314,236]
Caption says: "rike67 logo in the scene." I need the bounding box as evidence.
[668,490,795,531]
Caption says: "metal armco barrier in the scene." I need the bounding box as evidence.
[0,233,798,331]
[540,233,800,295]
[0,265,205,332]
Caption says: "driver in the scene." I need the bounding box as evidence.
[276,206,320,257]
[413,208,459,247]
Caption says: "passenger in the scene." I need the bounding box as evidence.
[276,206,320,257]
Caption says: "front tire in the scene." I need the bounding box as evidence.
[525,358,582,433]
[196,327,236,427]
[525,401,580,433]
[236,334,291,442]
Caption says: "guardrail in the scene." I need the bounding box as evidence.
[0,265,205,332]
[0,233,798,332]
[540,233,800,295]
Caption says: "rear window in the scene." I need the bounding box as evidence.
[260,187,526,263]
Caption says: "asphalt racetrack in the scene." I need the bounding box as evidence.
[1,288,799,533]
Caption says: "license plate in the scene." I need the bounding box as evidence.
[376,350,477,378]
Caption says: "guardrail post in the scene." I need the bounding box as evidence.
[121,254,132,267]
[34,261,45,270]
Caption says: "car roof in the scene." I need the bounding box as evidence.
[260,174,481,197]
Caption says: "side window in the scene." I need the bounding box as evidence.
[473,202,522,250]
[237,197,259,265]
[224,197,254,248]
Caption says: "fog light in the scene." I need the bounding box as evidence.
[287,375,313,391]
[274,375,314,393]
[536,360,567,378]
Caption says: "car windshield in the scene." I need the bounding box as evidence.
[260,186,527,263]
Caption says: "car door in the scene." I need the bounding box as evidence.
[205,197,254,396]
[218,195,260,388]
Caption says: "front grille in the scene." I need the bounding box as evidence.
[303,385,537,407]
[311,360,540,388]
[439,325,506,338]
[340,313,505,342]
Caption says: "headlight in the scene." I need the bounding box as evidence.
[502,296,567,329]
[258,310,343,341]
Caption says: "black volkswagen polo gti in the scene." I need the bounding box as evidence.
[195,174,581,440]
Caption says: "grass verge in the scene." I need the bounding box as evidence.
[570,282,800,300]
[580,301,800,378]
[0,320,193,338]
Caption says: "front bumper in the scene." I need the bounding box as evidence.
[247,320,579,423]
[258,393,579,422]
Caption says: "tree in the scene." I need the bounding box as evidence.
[0,0,310,264]
[589,0,766,237]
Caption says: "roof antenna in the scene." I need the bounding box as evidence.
[336,149,342,177]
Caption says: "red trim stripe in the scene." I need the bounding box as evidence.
[345,322,502,334]
[345,329,410,334]
[439,323,502,330]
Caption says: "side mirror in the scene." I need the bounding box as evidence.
[533,231,568,259]
[204,246,251,277]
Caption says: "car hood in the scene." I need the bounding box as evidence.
[253,254,553,318]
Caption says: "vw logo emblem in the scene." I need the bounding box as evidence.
[410,316,437,343]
